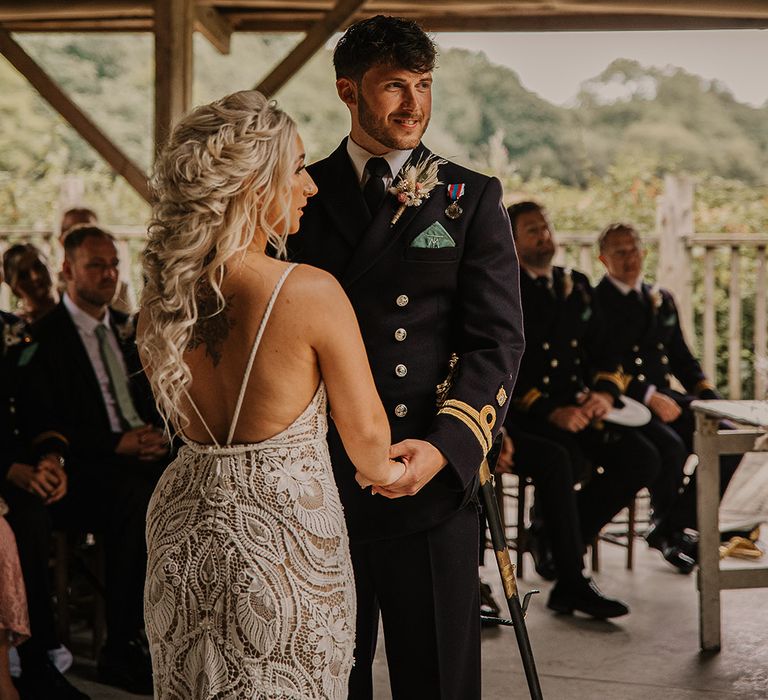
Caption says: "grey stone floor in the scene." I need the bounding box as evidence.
[66,541,768,699]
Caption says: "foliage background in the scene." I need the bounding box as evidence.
[0,33,766,395]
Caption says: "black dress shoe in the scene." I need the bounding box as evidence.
[97,638,153,695]
[480,580,502,626]
[547,577,629,619]
[16,659,90,700]
[646,527,696,574]
[526,525,557,581]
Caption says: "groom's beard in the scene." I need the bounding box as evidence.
[358,92,430,151]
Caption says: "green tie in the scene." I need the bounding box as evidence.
[94,324,144,430]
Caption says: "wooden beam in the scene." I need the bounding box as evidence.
[0,29,150,203]
[0,1,153,21]
[255,0,367,98]
[0,19,153,31]
[195,5,232,55]
[154,0,194,152]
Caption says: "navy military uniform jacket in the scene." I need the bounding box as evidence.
[1,311,69,478]
[290,139,524,541]
[595,277,717,402]
[510,267,623,420]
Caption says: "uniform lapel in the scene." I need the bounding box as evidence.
[315,140,370,249]
[342,143,431,288]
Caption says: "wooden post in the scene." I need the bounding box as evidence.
[754,246,767,399]
[702,246,716,381]
[154,0,194,154]
[728,247,742,399]
[656,174,695,347]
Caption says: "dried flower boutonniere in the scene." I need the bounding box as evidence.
[388,154,446,226]
[562,267,574,299]
[649,284,663,311]
[113,315,136,343]
[2,318,30,355]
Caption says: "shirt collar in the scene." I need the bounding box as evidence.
[607,274,643,296]
[346,136,412,185]
[63,292,110,336]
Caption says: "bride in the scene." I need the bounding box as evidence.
[138,90,405,699]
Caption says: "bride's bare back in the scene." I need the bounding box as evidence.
[182,257,320,444]
[143,252,400,484]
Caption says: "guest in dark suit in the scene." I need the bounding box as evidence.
[289,16,524,699]
[0,306,87,698]
[2,226,168,696]
[596,223,739,567]
[506,201,661,614]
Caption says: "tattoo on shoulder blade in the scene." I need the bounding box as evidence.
[188,290,236,366]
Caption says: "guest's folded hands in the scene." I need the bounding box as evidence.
[116,425,169,461]
[7,459,66,502]
[37,454,68,504]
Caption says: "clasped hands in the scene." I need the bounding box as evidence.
[355,439,448,499]
[116,424,169,461]
[7,453,67,504]
[548,390,614,433]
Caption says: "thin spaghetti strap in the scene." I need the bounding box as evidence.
[183,387,221,448]
[226,263,298,445]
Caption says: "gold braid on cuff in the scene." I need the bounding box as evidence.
[438,399,496,454]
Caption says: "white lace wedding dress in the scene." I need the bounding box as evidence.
[144,264,356,699]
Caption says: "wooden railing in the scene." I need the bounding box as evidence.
[2,222,766,400]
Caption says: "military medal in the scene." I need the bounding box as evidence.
[445,183,465,220]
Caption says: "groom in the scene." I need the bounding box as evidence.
[291,15,524,699]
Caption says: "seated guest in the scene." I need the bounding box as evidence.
[496,428,630,618]
[506,201,661,617]
[59,207,97,244]
[3,226,169,695]
[3,244,58,323]
[596,223,740,567]
[58,208,135,314]
[0,309,84,698]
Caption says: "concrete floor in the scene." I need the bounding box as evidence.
[65,542,768,699]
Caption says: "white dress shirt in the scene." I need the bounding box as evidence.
[63,293,127,433]
[346,137,412,190]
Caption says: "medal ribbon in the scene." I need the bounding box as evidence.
[447,183,465,201]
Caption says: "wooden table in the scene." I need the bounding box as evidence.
[691,400,768,651]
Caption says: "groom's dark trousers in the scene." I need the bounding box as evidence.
[291,139,524,699]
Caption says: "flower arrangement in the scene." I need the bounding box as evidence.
[388,154,446,225]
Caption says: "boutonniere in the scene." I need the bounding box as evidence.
[388,154,446,226]
[2,318,30,354]
[113,315,136,343]
[649,284,663,311]
[562,267,574,299]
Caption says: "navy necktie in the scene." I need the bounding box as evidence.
[362,157,391,215]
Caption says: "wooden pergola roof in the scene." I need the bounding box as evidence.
[1,0,767,203]
[3,1,768,33]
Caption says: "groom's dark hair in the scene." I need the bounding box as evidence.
[333,15,437,83]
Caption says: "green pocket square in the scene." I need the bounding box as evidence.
[410,222,456,249]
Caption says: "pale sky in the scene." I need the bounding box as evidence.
[435,30,768,107]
